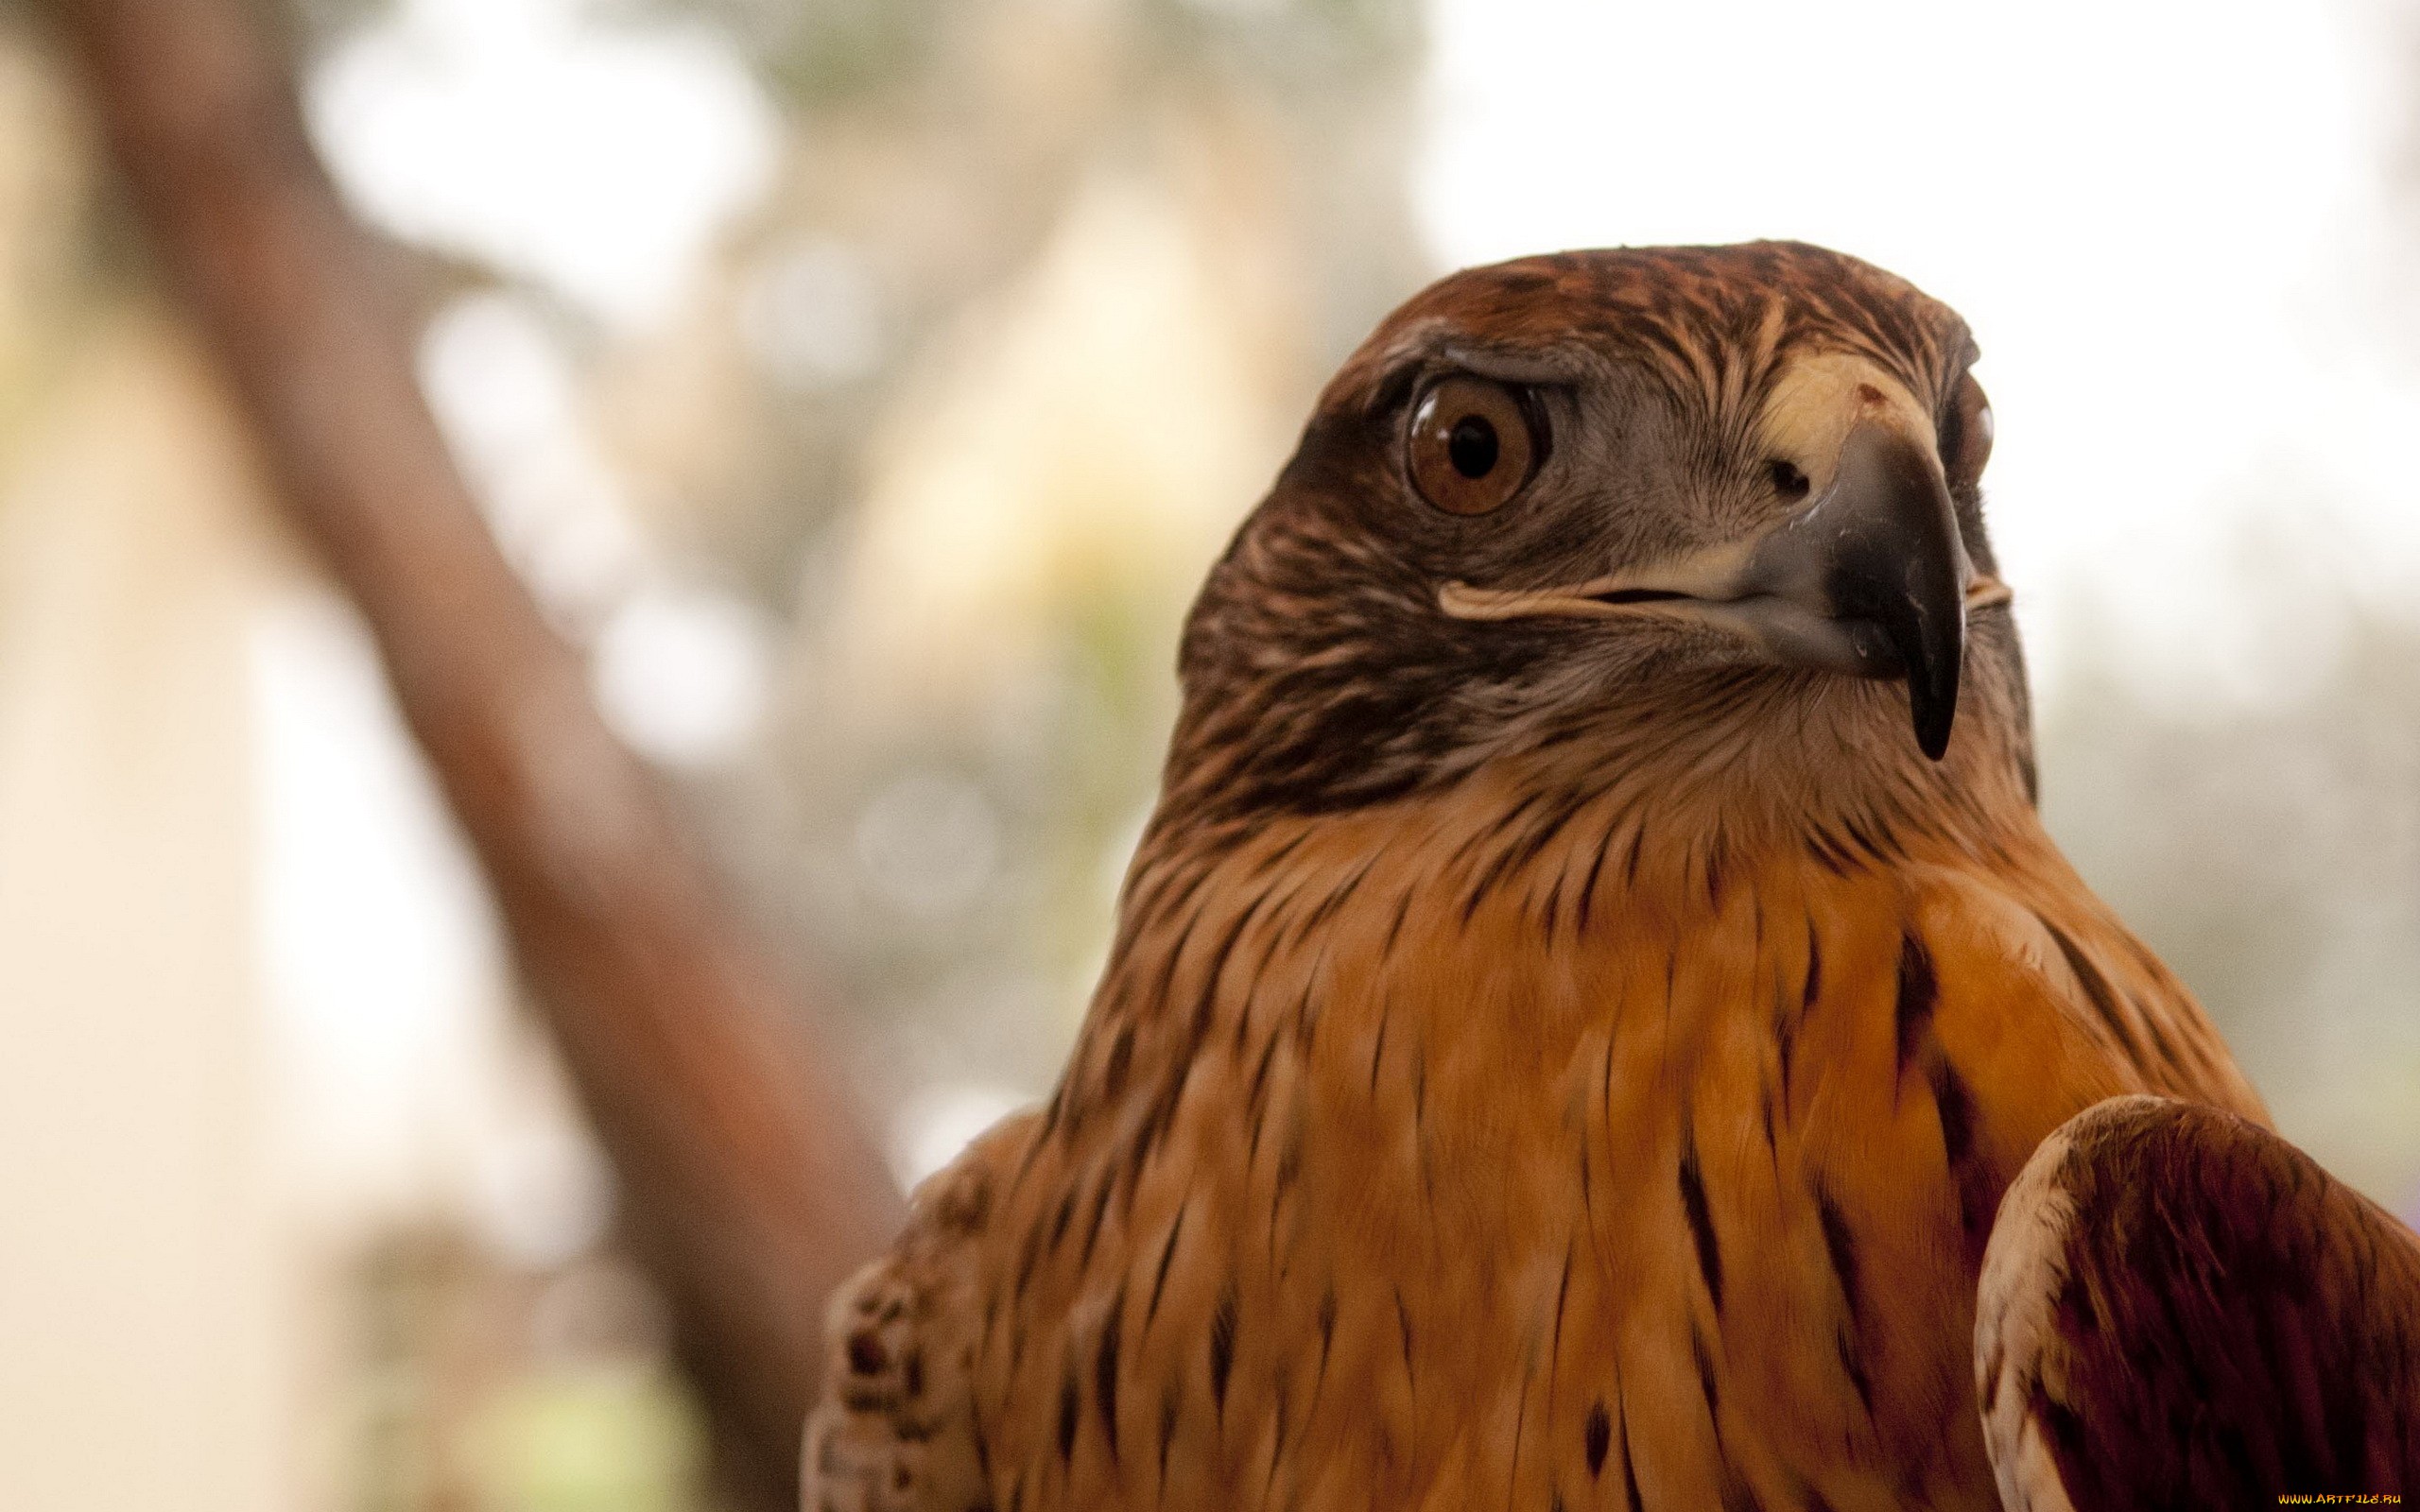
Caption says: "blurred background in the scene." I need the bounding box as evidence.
[5,0,2420,1507]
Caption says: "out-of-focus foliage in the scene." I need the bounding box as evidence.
[2043,604,2420,1212]
[264,0,1431,1150]
[352,1230,704,1512]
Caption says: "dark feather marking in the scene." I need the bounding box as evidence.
[1156,1387,1179,1504]
[1837,1328,1875,1416]
[1101,1022,1135,1102]
[1575,824,1613,933]
[1461,837,1529,929]
[1259,1376,1293,1507]
[1547,1240,1574,1407]
[1046,1185,1079,1256]
[1246,826,1313,880]
[1892,930,1939,1095]
[1270,1123,1304,1272]
[1771,982,1800,1111]
[1841,814,1888,868]
[2131,988,2191,1080]
[1143,1201,1188,1334]
[1578,1125,1612,1280]
[1927,1054,1996,1246]
[1289,852,1376,949]
[1720,1463,1770,1512]
[1394,1287,1417,1398]
[2043,917,2153,1074]
[1582,1031,1616,1271]
[1058,1368,1080,1462]
[1141,909,1200,1041]
[1495,787,1597,927]
[1310,1285,1339,1414]
[1584,1402,1612,1478]
[1244,1027,1286,1168]
[1004,1103,1057,1208]
[1209,1280,1239,1419]
[1130,1050,1198,1177]
[1096,1284,1125,1463]
[1138,853,1215,937]
[1678,1128,1725,1314]
[1368,1005,1391,1095]
[1693,1324,1720,1423]
[1381,887,1417,957]
[1453,785,1547,869]
[1119,1102,1163,1216]
[1073,1170,1117,1274]
[1034,1081,1066,1146]
[1189,900,1263,1056]
[1600,1022,1619,1116]
[1814,1185,1861,1325]
[1227,969,1260,1062]
[1290,977,1322,1051]
[1461,790,1552,924]
[1177,885,1288,1133]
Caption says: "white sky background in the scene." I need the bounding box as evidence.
[1420,0,2420,704]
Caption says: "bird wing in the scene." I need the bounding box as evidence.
[804,1111,1037,1512]
[1975,1094,2420,1512]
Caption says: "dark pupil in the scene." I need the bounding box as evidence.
[1446,414,1499,478]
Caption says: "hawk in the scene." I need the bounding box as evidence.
[805,242,2410,1511]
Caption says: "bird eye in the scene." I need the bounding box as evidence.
[1940,369,1994,489]
[1407,376,1540,516]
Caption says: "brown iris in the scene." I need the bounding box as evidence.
[1408,376,1538,515]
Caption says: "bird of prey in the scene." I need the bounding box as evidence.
[804,242,2397,1512]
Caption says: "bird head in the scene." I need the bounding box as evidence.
[1168,242,2031,827]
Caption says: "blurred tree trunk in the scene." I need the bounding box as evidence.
[50,0,904,1504]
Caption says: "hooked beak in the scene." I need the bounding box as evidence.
[1439,418,2004,761]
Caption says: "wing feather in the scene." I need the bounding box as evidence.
[1977,1095,2420,1511]
[804,1113,1037,1512]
